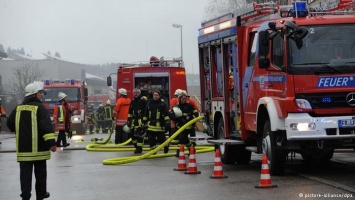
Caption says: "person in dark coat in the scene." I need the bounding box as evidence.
[7,81,57,200]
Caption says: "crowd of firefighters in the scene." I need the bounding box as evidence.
[85,88,199,155]
[0,87,199,156]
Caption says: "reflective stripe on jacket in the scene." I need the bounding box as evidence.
[53,101,71,130]
[114,97,131,126]
[6,97,56,162]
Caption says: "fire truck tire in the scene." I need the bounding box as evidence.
[216,118,236,164]
[262,120,286,175]
[301,148,334,163]
[235,146,251,164]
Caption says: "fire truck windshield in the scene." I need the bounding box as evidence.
[43,88,81,103]
[288,24,355,74]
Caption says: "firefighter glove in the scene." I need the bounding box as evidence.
[67,129,73,139]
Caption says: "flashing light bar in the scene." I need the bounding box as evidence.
[293,1,308,18]
[199,18,236,36]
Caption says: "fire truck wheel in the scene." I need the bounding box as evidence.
[262,120,286,175]
[216,118,237,164]
[301,148,334,163]
[235,146,251,164]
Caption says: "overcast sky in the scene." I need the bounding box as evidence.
[0,0,209,74]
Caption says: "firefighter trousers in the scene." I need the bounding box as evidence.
[56,130,68,147]
[147,130,166,149]
[19,160,47,200]
[115,126,128,144]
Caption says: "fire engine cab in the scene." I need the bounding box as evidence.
[198,0,355,175]
[107,56,187,107]
[43,79,88,135]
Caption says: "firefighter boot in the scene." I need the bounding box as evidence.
[134,146,142,154]
[164,145,169,154]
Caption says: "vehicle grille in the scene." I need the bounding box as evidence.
[296,92,352,109]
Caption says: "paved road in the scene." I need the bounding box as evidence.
[1,132,354,200]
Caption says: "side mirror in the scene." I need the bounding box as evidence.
[258,30,270,69]
[259,56,270,69]
[107,76,112,86]
[258,30,269,56]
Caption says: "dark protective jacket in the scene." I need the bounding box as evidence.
[128,95,147,129]
[7,96,56,162]
[173,102,198,129]
[143,98,169,132]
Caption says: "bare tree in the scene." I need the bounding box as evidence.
[10,61,46,103]
[203,0,245,21]
[203,0,291,21]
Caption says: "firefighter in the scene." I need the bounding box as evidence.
[0,97,7,144]
[103,100,113,134]
[87,104,97,134]
[170,90,199,157]
[127,88,148,153]
[7,81,56,200]
[142,90,170,153]
[53,92,72,147]
[96,104,105,133]
[182,90,199,142]
[113,88,131,144]
[169,89,182,144]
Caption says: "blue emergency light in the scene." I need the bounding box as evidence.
[70,79,75,85]
[44,80,50,85]
[293,1,308,18]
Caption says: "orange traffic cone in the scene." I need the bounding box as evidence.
[174,144,188,171]
[255,154,278,188]
[210,149,228,179]
[184,146,201,174]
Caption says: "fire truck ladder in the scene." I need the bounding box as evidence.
[200,1,280,29]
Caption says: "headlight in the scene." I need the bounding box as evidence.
[290,122,316,131]
[73,117,80,122]
[295,99,312,109]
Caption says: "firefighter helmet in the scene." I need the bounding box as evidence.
[58,92,67,100]
[118,88,127,95]
[172,106,183,118]
[99,104,103,107]
[122,123,131,133]
[174,89,182,96]
[106,100,111,105]
[25,81,44,97]
[178,90,188,98]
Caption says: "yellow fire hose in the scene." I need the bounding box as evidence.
[86,116,215,165]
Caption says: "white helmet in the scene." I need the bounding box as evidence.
[174,89,182,96]
[99,104,103,107]
[106,100,111,104]
[172,106,183,118]
[58,92,67,100]
[118,88,127,95]
[178,90,188,98]
[25,81,44,97]
[122,124,131,133]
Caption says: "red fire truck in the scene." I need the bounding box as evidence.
[107,56,187,107]
[198,0,355,175]
[43,79,88,135]
[88,94,110,110]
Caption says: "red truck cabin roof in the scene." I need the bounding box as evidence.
[116,65,187,104]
